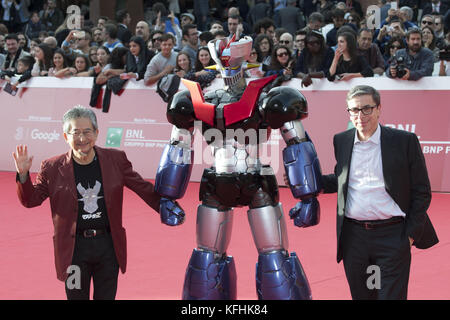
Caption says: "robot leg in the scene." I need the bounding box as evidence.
[182,204,237,300]
[248,203,312,300]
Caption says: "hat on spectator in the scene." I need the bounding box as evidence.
[181,13,195,23]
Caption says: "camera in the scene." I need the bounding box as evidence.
[390,55,407,78]
[73,31,85,39]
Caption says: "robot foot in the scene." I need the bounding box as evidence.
[182,248,237,300]
[256,251,312,300]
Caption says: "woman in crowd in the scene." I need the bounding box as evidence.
[78,45,111,77]
[327,31,373,81]
[120,36,154,81]
[73,54,91,75]
[174,51,193,78]
[49,48,69,77]
[96,46,128,85]
[245,45,264,78]
[88,46,99,66]
[31,43,53,76]
[185,46,218,88]
[54,53,91,78]
[294,30,334,87]
[17,33,30,52]
[254,34,273,67]
[28,38,41,57]
[265,45,295,78]
[421,26,439,62]
[383,36,405,65]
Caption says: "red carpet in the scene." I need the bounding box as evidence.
[0,171,448,300]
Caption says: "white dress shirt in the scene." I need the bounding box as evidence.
[345,125,406,221]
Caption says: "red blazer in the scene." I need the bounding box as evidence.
[16,146,161,281]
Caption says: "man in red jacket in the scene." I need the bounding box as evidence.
[13,105,184,300]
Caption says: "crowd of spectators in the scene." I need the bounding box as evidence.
[1,0,450,96]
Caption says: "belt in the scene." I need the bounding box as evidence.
[76,228,110,238]
[345,216,404,230]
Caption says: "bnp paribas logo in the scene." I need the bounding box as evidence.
[105,128,123,147]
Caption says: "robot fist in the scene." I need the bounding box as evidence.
[159,197,185,226]
[289,197,320,228]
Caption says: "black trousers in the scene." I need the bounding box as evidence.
[65,233,119,300]
[341,218,411,300]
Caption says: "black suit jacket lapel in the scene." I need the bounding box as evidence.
[340,128,355,204]
[380,125,395,197]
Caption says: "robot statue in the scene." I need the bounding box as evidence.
[155,35,322,300]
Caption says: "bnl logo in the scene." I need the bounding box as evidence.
[105,128,123,148]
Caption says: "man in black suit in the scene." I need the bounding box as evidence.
[116,9,132,47]
[321,85,438,300]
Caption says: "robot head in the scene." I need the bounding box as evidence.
[207,35,253,89]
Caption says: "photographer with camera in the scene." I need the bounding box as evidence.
[434,31,450,76]
[375,16,406,55]
[387,28,434,80]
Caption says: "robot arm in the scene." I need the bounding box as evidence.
[155,126,194,226]
[262,86,322,228]
[281,120,322,228]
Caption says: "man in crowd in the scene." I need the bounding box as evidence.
[116,9,133,47]
[144,33,177,86]
[149,30,164,53]
[420,14,438,31]
[357,28,386,75]
[102,24,124,51]
[92,27,105,46]
[303,12,324,33]
[293,30,307,59]
[375,16,406,54]
[1,33,31,72]
[326,9,346,47]
[40,0,64,32]
[387,28,434,80]
[274,0,305,36]
[181,23,199,66]
[279,32,294,52]
[253,18,276,39]
[135,21,151,44]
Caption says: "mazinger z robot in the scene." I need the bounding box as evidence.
[154,35,322,300]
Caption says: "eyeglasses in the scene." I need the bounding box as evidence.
[391,45,402,49]
[152,37,162,42]
[277,52,289,57]
[421,20,435,25]
[279,40,291,44]
[67,129,95,138]
[347,105,378,116]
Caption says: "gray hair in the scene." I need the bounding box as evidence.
[62,105,98,133]
[346,85,380,106]
[399,7,414,21]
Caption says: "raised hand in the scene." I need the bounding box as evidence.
[12,145,33,177]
